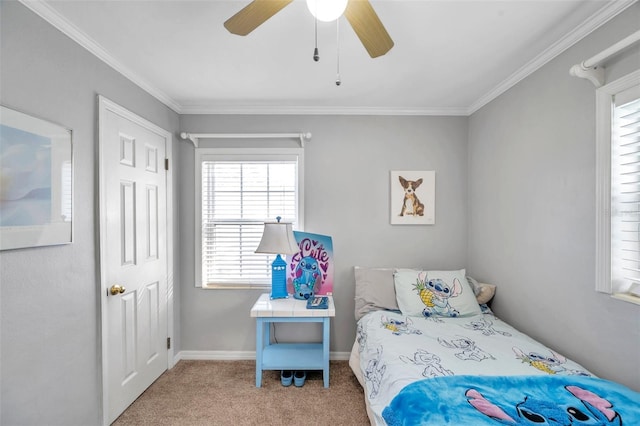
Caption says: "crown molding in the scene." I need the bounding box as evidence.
[467,0,638,115]
[178,104,469,116]
[18,0,182,114]
[19,0,636,117]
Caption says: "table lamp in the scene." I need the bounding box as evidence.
[255,217,299,299]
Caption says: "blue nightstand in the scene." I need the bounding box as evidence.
[251,293,335,388]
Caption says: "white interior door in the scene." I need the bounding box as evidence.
[98,97,172,424]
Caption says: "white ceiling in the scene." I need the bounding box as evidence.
[24,0,632,115]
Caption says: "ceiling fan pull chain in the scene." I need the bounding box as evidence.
[336,19,341,86]
[313,10,320,62]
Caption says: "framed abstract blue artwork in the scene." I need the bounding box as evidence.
[0,105,73,250]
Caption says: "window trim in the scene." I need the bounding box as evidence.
[595,69,640,298]
[194,147,305,289]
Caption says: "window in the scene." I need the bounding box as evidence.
[595,70,640,299]
[195,148,304,288]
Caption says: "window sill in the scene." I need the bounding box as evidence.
[611,292,640,306]
[200,283,270,290]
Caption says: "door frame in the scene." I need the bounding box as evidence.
[97,95,174,425]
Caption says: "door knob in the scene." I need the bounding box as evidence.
[110,284,126,295]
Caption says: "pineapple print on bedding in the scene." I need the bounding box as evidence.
[414,274,436,307]
[380,315,423,336]
[513,347,591,376]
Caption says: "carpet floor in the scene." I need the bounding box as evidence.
[113,360,370,425]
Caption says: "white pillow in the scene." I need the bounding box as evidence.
[394,269,481,317]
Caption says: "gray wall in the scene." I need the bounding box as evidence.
[178,114,469,352]
[0,3,180,425]
[468,3,640,391]
[2,0,638,424]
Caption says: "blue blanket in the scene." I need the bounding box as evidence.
[382,375,640,425]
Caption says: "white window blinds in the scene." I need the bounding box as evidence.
[611,86,640,294]
[195,149,302,288]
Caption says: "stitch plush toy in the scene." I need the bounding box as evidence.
[292,256,319,300]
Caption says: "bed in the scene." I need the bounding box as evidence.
[348,267,640,425]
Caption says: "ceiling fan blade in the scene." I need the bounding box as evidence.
[224,0,294,36]
[344,0,394,58]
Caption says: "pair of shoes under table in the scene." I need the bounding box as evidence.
[280,370,306,387]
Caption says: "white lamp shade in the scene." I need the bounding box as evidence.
[255,221,299,255]
[306,0,348,22]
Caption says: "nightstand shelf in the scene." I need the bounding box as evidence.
[262,343,324,370]
[251,293,335,388]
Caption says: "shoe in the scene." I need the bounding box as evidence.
[294,371,306,387]
[281,370,293,387]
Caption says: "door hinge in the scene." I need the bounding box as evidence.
[167,337,171,349]
[165,158,169,171]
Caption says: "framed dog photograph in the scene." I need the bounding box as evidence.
[390,170,435,225]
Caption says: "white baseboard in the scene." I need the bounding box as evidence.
[174,350,350,365]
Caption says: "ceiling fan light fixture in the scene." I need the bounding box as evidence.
[306,0,348,22]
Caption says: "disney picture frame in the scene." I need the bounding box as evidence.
[287,231,334,299]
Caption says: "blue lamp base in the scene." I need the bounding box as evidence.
[270,254,289,299]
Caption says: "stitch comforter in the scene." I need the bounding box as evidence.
[354,309,640,425]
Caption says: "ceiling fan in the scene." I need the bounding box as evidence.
[224,0,394,58]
